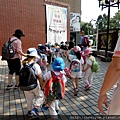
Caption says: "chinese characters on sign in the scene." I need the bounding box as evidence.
[46,5,67,44]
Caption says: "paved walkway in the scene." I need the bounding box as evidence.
[0,56,114,120]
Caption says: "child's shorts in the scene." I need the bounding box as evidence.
[71,71,81,79]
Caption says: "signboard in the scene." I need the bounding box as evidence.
[46,5,67,44]
[98,31,118,51]
[70,13,80,31]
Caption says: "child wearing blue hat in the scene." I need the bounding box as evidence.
[42,57,67,119]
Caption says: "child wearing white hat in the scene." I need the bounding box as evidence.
[22,48,44,117]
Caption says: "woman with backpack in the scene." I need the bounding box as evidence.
[5,29,27,90]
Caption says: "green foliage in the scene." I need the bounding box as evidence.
[81,10,120,35]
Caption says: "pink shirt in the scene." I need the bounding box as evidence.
[113,37,120,58]
[10,37,22,60]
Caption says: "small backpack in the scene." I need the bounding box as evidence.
[19,63,37,91]
[90,58,100,73]
[64,67,71,78]
[70,59,80,72]
[2,38,17,60]
[42,71,65,111]
[45,71,65,99]
[83,37,89,47]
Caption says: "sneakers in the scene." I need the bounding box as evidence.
[27,111,32,117]
[85,84,90,90]
[6,85,19,90]
[74,88,77,96]
[56,109,59,113]
[6,85,13,90]
[76,88,78,92]
[14,85,19,89]
[31,108,40,116]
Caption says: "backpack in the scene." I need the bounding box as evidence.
[90,58,100,73]
[70,59,80,72]
[81,52,86,64]
[83,37,89,47]
[42,71,65,111]
[45,71,65,99]
[64,67,71,78]
[19,63,37,91]
[2,38,17,60]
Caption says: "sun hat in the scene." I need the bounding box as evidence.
[52,57,65,71]
[84,48,92,56]
[27,48,40,58]
[73,46,81,52]
[13,29,25,36]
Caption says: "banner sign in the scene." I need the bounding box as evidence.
[70,13,80,31]
[46,5,67,44]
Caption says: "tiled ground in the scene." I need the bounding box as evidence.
[0,56,114,120]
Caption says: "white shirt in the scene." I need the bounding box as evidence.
[113,36,120,58]
[84,57,93,70]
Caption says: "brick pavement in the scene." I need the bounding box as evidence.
[0,56,115,120]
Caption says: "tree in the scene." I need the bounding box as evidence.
[96,14,108,30]
[110,10,120,29]
[81,21,94,35]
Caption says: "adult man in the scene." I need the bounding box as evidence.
[6,29,27,90]
[98,36,120,115]
[80,31,89,51]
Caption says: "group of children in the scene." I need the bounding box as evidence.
[20,42,97,119]
[22,47,67,119]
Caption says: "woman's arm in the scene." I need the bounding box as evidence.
[17,51,27,57]
[98,57,120,114]
[100,57,120,96]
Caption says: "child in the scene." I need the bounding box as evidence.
[22,48,44,117]
[82,48,95,90]
[39,54,48,75]
[42,57,67,119]
[51,45,56,63]
[67,46,84,96]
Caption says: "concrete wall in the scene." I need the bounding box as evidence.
[57,0,81,13]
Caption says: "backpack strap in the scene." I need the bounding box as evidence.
[8,38,17,44]
[51,71,63,80]
[28,63,35,71]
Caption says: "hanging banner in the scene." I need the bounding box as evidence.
[70,13,80,31]
[46,4,67,45]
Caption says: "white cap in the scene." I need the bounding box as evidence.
[27,48,40,58]
[38,44,42,46]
